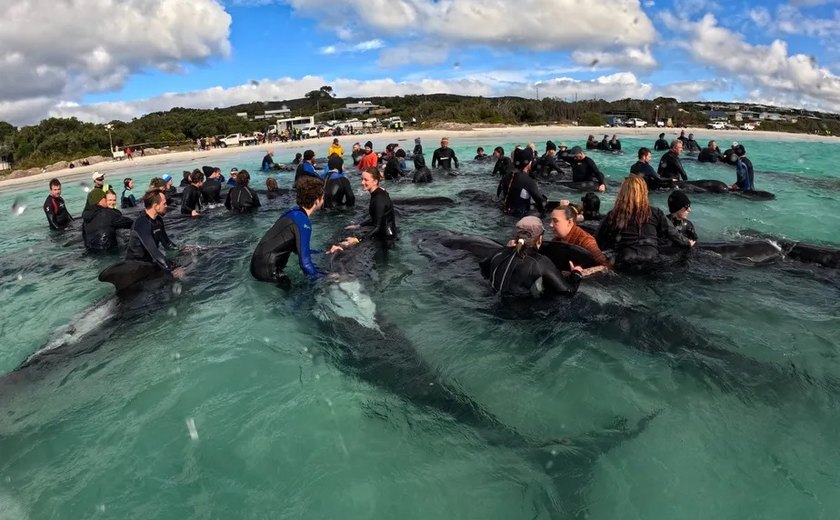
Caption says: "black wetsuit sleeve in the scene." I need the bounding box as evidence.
[595,216,617,250]
[675,157,688,181]
[452,150,459,169]
[539,257,582,296]
[251,187,261,207]
[362,192,389,239]
[685,220,698,241]
[224,189,233,210]
[343,178,356,207]
[525,176,546,215]
[135,218,170,270]
[431,149,441,168]
[112,212,133,229]
[589,158,606,185]
[158,221,177,250]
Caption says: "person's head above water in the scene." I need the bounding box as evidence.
[582,192,601,218]
[266,177,278,191]
[670,140,683,153]
[303,150,315,162]
[637,147,652,162]
[550,205,580,240]
[149,177,165,189]
[328,154,344,172]
[189,170,204,186]
[364,141,373,152]
[361,167,383,192]
[124,177,134,189]
[668,190,691,218]
[493,146,505,158]
[611,176,651,230]
[105,191,118,209]
[570,146,584,159]
[476,146,485,154]
[295,176,324,211]
[49,178,62,197]
[513,147,534,171]
[440,137,449,148]
[91,189,108,208]
[659,132,665,139]
[513,216,545,251]
[143,188,168,217]
[236,170,250,187]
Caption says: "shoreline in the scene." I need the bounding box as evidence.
[1,124,837,189]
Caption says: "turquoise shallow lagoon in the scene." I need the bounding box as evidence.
[1,134,839,519]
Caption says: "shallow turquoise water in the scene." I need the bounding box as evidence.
[1,134,839,519]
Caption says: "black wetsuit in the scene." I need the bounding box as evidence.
[125,212,176,270]
[654,138,670,151]
[480,246,581,297]
[431,147,459,169]
[82,205,133,251]
[250,207,322,282]
[596,206,691,266]
[351,150,364,166]
[631,160,670,190]
[697,147,724,163]
[224,186,261,213]
[43,195,73,230]
[121,189,137,209]
[202,180,223,204]
[685,139,701,153]
[533,154,561,178]
[667,215,698,241]
[598,138,610,151]
[323,171,355,208]
[571,156,607,185]
[498,170,546,217]
[384,157,404,180]
[609,139,622,151]
[657,150,688,181]
[181,185,203,215]
[492,156,513,176]
[361,188,397,243]
[412,167,433,183]
[586,138,598,150]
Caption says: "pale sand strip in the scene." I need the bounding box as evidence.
[1,125,836,189]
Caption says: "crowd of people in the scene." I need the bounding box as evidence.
[41,130,762,300]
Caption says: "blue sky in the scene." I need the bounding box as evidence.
[2,0,840,124]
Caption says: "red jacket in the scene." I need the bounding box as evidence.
[357,151,379,172]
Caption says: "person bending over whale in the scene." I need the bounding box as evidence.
[498,147,546,218]
[125,189,177,271]
[549,205,609,267]
[596,176,694,270]
[411,154,433,183]
[666,191,697,242]
[334,168,397,251]
[224,170,261,213]
[323,156,356,208]
[82,190,133,252]
[250,177,325,286]
[480,216,584,298]
[657,139,688,181]
[569,146,607,192]
[697,140,724,163]
[631,147,671,190]
[44,178,73,231]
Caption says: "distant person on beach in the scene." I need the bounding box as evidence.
[126,147,133,160]
[432,137,459,169]
[44,178,73,230]
[121,178,137,208]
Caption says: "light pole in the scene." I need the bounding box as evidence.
[655,105,660,124]
[105,124,114,153]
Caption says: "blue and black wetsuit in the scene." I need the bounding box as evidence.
[294,162,320,185]
[250,207,323,283]
[121,189,137,209]
[734,158,754,191]
[262,154,275,171]
[125,213,176,270]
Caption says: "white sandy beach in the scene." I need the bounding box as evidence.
[1,125,836,189]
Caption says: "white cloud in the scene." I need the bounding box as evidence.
[378,44,450,68]
[27,72,669,124]
[748,5,840,39]
[286,0,655,58]
[661,13,840,112]
[319,39,384,55]
[572,46,657,69]
[654,79,729,100]
[0,0,230,119]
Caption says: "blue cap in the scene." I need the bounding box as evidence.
[162,175,172,183]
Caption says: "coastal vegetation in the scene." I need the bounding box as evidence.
[2,92,839,173]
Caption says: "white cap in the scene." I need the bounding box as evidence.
[731,141,739,148]
[91,171,104,180]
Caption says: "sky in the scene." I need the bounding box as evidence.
[2,0,840,125]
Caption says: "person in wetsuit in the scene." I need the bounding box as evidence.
[294,150,320,186]
[334,168,397,250]
[498,147,546,217]
[179,171,191,187]
[480,216,584,298]
[657,140,688,181]
[82,190,133,252]
[413,137,423,157]
[162,175,178,201]
[569,146,607,192]
[44,178,73,230]
[533,142,562,178]
[125,189,177,271]
[250,177,326,286]
[586,135,598,150]
[609,134,622,151]
[432,137,459,169]
[730,144,756,192]
[631,147,670,190]
[265,177,282,200]
[666,190,698,241]
[181,170,204,216]
[581,192,603,221]
[654,132,669,151]
[595,175,694,269]
[262,151,275,171]
[351,143,364,167]
[598,135,610,151]
[411,154,433,183]
[384,149,406,180]
[225,170,261,213]
[474,147,489,161]
[685,133,701,153]
[121,178,137,209]
[323,155,356,208]
[697,140,724,163]
[492,146,513,176]
[201,167,224,204]
[227,168,239,187]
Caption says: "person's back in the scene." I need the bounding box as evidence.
[597,206,689,265]
[181,184,203,215]
[384,156,403,180]
[697,147,720,163]
[251,207,320,282]
[502,171,545,217]
[323,171,355,208]
[685,139,701,153]
[225,185,261,213]
[654,137,669,151]
[658,148,687,180]
[83,205,132,251]
[201,180,222,204]
[411,155,433,183]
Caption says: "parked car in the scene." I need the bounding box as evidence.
[708,121,727,130]
[741,123,756,131]
[656,120,666,128]
[220,133,257,147]
[625,118,648,128]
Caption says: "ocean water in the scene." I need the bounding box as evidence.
[0,134,839,519]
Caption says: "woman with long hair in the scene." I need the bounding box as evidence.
[595,176,694,268]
